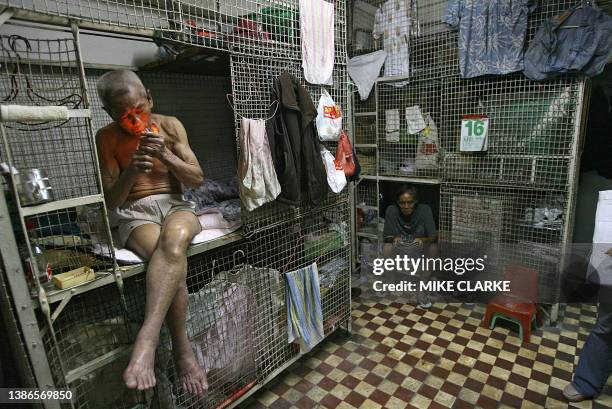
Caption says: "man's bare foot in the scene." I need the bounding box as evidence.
[124,338,157,390]
[174,347,208,396]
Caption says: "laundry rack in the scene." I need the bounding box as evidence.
[0,2,354,409]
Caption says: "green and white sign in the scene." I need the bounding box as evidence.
[460,115,489,152]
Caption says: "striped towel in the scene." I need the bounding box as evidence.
[286,263,324,353]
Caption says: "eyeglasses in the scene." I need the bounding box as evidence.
[398,200,416,206]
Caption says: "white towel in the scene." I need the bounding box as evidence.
[238,118,281,211]
[348,51,387,101]
[588,190,612,286]
[300,0,335,85]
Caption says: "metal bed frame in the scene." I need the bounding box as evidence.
[0,1,354,408]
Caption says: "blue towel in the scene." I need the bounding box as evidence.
[286,263,324,353]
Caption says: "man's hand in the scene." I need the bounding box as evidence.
[393,236,402,246]
[414,238,424,246]
[138,130,166,159]
[131,151,154,173]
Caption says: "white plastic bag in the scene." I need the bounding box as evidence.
[415,114,440,170]
[320,148,347,193]
[316,89,342,141]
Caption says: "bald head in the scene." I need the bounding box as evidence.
[96,70,147,111]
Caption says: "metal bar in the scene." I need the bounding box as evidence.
[0,177,58,403]
[9,8,157,39]
[21,195,105,217]
[555,78,590,323]
[377,175,442,184]
[64,345,130,384]
[0,261,37,389]
[0,8,14,27]
[354,111,376,117]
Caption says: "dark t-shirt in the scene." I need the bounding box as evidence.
[383,203,437,243]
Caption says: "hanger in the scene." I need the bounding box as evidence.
[559,0,592,28]
[226,93,279,121]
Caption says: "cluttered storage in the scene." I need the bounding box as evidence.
[0,0,611,408]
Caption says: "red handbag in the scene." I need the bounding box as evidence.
[334,131,356,177]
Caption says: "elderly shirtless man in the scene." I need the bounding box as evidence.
[95,70,207,394]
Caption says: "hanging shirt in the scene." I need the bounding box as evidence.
[524,5,612,81]
[443,0,534,79]
[373,0,420,78]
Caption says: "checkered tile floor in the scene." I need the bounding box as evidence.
[240,298,612,409]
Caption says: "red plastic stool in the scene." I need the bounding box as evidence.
[483,265,539,343]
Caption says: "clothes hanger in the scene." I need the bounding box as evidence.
[226,93,279,121]
[558,1,592,29]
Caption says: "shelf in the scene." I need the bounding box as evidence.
[21,194,105,217]
[42,230,244,305]
[356,205,378,211]
[357,232,379,239]
[377,175,442,184]
[139,46,231,76]
[354,112,377,117]
[359,175,378,181]
[355,144,377,148]
[517,223,562,232]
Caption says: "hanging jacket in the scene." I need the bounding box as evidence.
[266,71,328,207]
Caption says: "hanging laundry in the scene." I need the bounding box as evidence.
[238,117,281,211]
[443,0,535,79]
[348,50,387,101]
[300,0,335,85]
[191,282,257,385]
[286,263,324,353]
[385,109,400,142]
[373,0,420,79]
[267,72,328,207]
[524,5,612,81]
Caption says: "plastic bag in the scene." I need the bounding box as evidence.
[320,148,347,193]
[335,131,356,177]
[316,88,342,141]
[415,114,440,170]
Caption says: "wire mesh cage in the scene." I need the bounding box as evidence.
[377,78,441,179]
[229,54,350,234]
[439,75,580,188]
[5,0,348,62]
[0,35,102,201]
[439,184,567,303]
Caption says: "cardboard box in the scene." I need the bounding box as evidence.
[52,266,95,289]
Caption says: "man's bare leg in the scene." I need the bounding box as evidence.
[122,211,204,392]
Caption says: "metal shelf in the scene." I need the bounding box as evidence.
[357,232,378,239]
[356,204,378,211]
[377,175,442,184]
[354,112,377,117]
[355,143,377,148]
[42,230,245,305]
[21,195,104,217]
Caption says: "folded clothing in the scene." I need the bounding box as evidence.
[184,179,240,213]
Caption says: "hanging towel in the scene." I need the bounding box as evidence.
[286,263,324,353]
[300,0,335,85]
[348,50,387,101]
[238,117,281,211]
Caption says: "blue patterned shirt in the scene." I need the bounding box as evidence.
[443,0,535,79]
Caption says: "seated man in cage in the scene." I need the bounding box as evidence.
[383,185,438,307]
[95,70,207,394]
